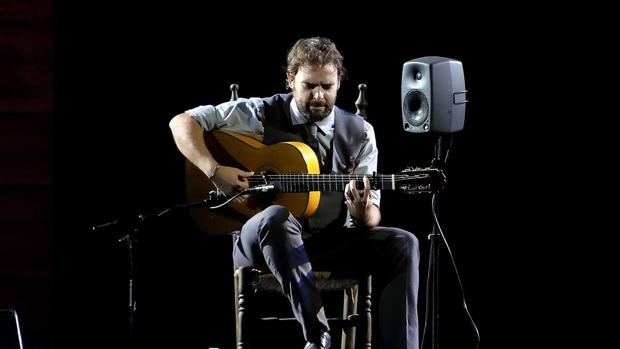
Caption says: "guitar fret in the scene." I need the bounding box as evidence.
[329,174,332,191]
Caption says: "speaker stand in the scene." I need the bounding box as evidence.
[428,135,446,349]
[428,221,440,349]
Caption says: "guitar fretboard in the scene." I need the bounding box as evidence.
[246,174,420,192]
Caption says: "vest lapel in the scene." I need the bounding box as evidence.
[331,107,366,174]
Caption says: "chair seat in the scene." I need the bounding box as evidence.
[234,266,372,348]
[253,270,360,292]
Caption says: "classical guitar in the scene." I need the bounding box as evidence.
[186,130,446,235]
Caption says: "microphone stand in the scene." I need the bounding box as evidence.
[90,190,222,346]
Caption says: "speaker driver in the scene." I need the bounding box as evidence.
[403,89,429,127]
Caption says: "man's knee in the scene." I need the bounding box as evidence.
[261,204,290,218]
[255,205,293,239]
[391,228,419,259]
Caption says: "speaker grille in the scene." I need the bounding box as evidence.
[403,89,429,127]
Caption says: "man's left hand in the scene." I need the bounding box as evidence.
[344,176,380,227]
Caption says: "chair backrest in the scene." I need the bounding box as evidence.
[228,82,369,118]
[355,83,368,119]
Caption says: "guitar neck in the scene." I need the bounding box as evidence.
[247,174,398,192]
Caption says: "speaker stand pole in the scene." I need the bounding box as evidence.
[429,222,440,349]
[429,135,444,349]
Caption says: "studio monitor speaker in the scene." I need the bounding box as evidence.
[401,56,467,133]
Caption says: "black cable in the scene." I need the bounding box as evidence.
[430,194,481,349]
[443,135,454,164]
[421,215,434,347]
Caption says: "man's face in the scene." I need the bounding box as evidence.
[288,64,340,122]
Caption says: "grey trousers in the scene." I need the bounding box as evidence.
[233,205,420,349]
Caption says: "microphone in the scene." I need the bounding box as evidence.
[247,181,282,193]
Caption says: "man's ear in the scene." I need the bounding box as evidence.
[286,72,295,89]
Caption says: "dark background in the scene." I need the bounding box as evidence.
[2,1,583,349]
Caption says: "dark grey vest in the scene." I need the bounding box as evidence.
[260,93,367,230]
[261,93,366,175]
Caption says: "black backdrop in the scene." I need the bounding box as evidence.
[48,3,572,349]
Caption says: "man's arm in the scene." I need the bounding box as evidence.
[169,113,253,194]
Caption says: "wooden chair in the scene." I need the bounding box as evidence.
[230,83,372,349]
[234,266,371,349]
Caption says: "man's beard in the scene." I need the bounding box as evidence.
[301,100,333,122]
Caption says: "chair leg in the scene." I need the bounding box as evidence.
[363,275,372,348]
[235,267,257,349]
[341,285,358,349]
[234,269,245,348]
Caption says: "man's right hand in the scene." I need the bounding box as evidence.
[209,165,254,195]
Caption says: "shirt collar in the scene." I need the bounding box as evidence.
[289,98,335,134]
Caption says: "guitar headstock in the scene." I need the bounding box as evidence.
[397,167,447,194]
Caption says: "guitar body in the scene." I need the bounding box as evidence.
[186,130,321,235]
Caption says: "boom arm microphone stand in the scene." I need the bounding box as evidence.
[90,190,223,342]
[90,184,277,344]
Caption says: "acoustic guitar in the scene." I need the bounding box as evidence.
[186,130,446,235]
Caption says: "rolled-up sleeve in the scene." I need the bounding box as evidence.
[354,121,381,207]
[185,97,264,136]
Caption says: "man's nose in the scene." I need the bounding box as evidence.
[312,87,325,100]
